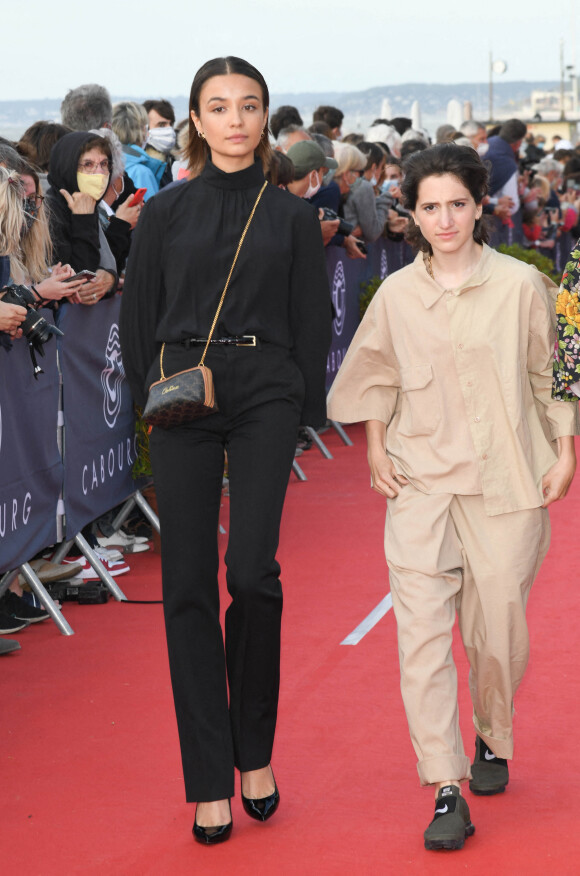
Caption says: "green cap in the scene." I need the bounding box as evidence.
[286,140,338,179]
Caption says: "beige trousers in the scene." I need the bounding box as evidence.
[385,484,550,786]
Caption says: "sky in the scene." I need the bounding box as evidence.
[5,0,579,101]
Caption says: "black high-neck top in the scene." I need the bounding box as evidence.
[120,159,331,425]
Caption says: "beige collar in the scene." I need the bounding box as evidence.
[416,244,495,309]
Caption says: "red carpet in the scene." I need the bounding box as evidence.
[3,426,580,875]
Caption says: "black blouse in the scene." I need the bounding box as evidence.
[120,159,332,424]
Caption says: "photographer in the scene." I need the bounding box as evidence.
[380,157,411,240]
[0,167,24,312]
[0,170,27,338]
[310,142,367,259]
[533,157,563,210]
[284,140,340,246]
[343,142,392,243]
[0,166,86,344]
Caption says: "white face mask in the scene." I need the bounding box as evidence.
[303,170,321,200]
[147,126,176,154]
[369,175,377,187]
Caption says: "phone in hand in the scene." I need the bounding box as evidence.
[128,188,147,207]
[62,270,97,283]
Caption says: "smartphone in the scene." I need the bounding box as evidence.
[128,188,147,207]
[62,270,97,283]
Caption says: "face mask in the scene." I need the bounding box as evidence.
[22,197,40,229]
[147,127,176,154]
[76,172,109,201]
[382,179,400,193]
[303,171,321,200]
[369,175,378,187]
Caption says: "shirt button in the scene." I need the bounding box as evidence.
[474,416,480,423]
[466,381,473,387]
[458,344,464,349]
[482,453,488,460]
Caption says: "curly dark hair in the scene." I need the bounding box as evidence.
[401,143,490,253]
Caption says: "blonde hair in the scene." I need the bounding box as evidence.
[0,168,25,263]
[112,101,149,147]
[333,142,367,179]
[533,174,550,202]
[18,165,53,284]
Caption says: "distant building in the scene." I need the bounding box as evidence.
[531,89,575,115]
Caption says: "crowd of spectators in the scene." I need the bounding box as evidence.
[2,81,579,653]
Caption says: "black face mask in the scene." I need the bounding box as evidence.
[22,197,40,230]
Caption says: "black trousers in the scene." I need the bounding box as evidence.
[149,345,303,802]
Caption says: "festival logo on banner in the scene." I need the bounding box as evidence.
[0,397,32,543]
[101,323,125,429]
[380,249,388,279]
[332,261,346,336]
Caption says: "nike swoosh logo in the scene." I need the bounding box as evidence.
[435,805,449,815]
[484,750,497,761]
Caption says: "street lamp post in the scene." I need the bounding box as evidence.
[489,54,507,122]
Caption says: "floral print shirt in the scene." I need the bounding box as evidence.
[553,238,580,401]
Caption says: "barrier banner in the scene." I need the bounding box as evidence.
[325,245,364,390]
[0,314,63,573]
[56,297,136,537]
[325,239,414,390]
[553,231,573,275]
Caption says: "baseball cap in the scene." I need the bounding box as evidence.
[286,140,337,179]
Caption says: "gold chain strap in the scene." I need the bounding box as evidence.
[200,180,268,366]
[159,180,268,379]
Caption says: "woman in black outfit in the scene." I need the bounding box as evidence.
[120,57,331,844]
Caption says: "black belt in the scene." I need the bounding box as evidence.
[181,335,258,348]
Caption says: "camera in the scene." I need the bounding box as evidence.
[383,194,411,218]
[320,207,354,237]
[1,283,64,376]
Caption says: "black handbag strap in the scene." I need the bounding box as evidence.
[160,180,268,379]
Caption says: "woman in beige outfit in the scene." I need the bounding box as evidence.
[327,143,578,851]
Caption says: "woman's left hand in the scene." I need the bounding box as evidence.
[541,437,577,507]
[71,269,115,305]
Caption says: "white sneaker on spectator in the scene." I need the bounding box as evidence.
[98,531,149,547]
[96,536,150,554]
[94,546,124,562]
[62,555,130,579]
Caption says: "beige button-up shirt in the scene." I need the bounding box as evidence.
[327,244,579,516]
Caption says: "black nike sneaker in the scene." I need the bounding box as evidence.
[424,785,475,851]
[469,736,509,795]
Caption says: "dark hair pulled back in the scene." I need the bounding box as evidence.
[401,143,490,253]
[186,56,272,178]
